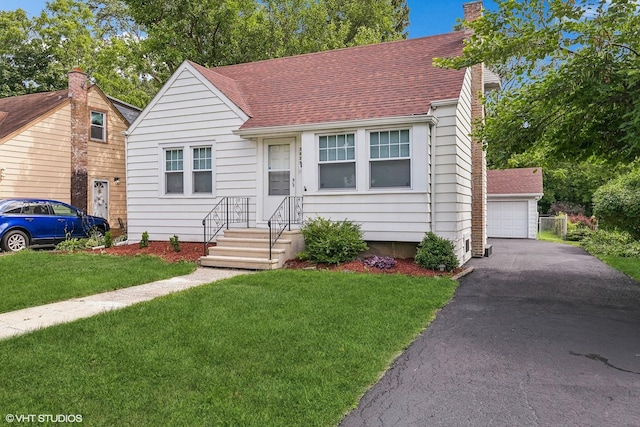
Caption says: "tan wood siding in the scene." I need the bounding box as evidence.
[0,105,71,201]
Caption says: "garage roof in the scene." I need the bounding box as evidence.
[488,168,543,196]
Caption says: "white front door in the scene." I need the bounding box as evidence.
[92,179,109,220]
[263,138,297,221]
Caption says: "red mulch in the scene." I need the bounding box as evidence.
[94,241,210,263]
[95,242,460,277]
[284,258,461,277]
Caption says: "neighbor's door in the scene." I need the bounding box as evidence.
[263,138,296,221]
[92,179,109,220]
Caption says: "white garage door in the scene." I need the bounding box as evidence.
[487,201,529,238]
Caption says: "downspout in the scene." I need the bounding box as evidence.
[429,118,437,235]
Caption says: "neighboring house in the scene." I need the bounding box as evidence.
[126,2,494,267]
[487,168,544,239]
[0,69,141,233]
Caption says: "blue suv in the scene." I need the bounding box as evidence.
[0,198,110,252]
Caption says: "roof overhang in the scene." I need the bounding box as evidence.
[234,114,439,139]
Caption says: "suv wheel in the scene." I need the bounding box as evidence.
[2,230,29,252]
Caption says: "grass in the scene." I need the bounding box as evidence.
[0,250,195,313]
[599,256,640,281]
[0,270,458,426]
[537,230,581,246]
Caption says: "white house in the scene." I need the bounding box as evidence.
[125,2,493,269]
[487,168,544,239]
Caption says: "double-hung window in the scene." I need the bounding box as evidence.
[318,133,356,189]
[90,111,106,141]
[165,149,184,194]
[192,147,212,193]
[369,129,411,188]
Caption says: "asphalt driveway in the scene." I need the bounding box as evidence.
[340,239,640,427]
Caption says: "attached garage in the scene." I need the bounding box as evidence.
[487,168,544,239]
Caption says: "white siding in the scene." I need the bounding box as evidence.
[433,68,473,264]
[300,123,431,242]
[126,65,256,242]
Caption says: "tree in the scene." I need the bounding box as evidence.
[593,169,640,239]
[436,0,640,164]
[122,0,408,74]
[0,0,155,107]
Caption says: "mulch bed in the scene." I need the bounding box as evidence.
[95,241,460,277]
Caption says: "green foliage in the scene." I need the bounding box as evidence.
[593,169,640,239]
[55,238,87,252]
[414,232,459,272]
[169,234,180,252]
[139,231,149,249]
[104,231,113,248]
[581,229,640,258]
[436,0,640,164]
[300,217,368,264]
[123,0,408,73]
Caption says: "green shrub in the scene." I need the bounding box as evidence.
[415,232,459,272]
[169,235,180,252]
[593,170,640,239]
[581,229,640,257]
[104,231,113,248]
[299,217,368,264]
[139,231,150,249]
[55,238,87,252]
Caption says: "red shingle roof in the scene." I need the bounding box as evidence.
[487,168,544,195]
[0,90,69,141]
[196,32,468,129]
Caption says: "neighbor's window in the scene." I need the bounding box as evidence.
[318,133,355,189]
[369,129,411,188]
[165,149,184,194]
[90,111,106,141]
[192,147,212,193]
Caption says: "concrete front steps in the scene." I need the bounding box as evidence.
[199,228,304,270]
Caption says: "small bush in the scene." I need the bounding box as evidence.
[415,232,459,272]
[300,217,368,264]
[56,238,87,252]
[581,229,640,257]
[104,231,113,248]
[364,256,397,270]
[139,231,150,249]
[170,235,180,252]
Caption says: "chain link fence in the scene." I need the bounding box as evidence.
[538,215,567,240]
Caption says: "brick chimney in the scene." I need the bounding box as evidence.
[69,67,88,211]
[463,1,487,257]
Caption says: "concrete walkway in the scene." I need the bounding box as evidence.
[0,268,247,340]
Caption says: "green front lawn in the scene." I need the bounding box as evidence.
[599,256,640,281]
[0,270,457,426]
[0,251,195,313]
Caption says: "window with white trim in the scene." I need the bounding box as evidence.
[318,133,356,189]
[90,111,106,141]
[165,149,184,194]
[369,129,411,188]
[192,147,212,193]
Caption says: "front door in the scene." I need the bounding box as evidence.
[263,138,296,221]
[92,179,109,220]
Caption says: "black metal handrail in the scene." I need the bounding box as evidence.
[267,196,303,259]
[202,197,250,255]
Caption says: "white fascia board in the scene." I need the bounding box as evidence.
[430,98,459,108]
[234,114,438,139]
